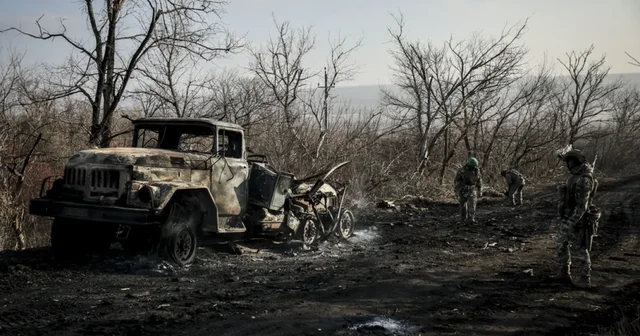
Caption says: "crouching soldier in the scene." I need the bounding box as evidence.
[501,169,526,206]
[552,149,601,288]
[454,157,483,224]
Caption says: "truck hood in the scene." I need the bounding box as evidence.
[67,147,210,169]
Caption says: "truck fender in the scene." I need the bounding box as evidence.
[156,186,219,233]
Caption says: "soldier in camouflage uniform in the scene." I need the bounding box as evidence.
[551,149,601,288]
[454,157,483,224]
[501,169,526,206]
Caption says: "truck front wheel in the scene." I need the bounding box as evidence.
[160,201,200,266]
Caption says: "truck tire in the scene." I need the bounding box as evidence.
[299,218,319,245]
[160,201,200,266]
[337,209,356,239]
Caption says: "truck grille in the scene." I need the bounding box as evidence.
[90,169,121,189]
[64,166,126,200]
[64,167,88,187]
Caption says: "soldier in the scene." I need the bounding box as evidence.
[454,157,483,224]
[501,169,526,206]
[551,149,601,288]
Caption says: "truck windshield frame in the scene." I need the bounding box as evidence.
[132,124,216,154]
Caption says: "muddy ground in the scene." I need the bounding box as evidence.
[1,175,640,336]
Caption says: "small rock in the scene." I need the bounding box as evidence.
[227,242,242,255]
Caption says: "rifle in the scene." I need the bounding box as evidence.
[584,154,601,251]
[589,154,598,207]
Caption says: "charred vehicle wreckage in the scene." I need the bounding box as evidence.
[29,118,356,265]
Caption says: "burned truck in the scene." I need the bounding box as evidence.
[29,118,355,265]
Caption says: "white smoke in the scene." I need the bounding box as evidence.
[555,144,573,159]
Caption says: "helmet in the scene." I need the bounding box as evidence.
[467,157,479,167]
[562,150,587,164]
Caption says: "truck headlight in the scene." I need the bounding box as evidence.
[127,182,159,208]
[138,185,154,203]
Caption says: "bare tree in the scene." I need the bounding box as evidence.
[132,36,207,118]
[1,0,240,147]
[597,87,640,171]
[249,16,316,143]
[382,12,529,177]
[300,32,363,160]
[626,51,640,67]
[555,45,622,144]
[0,50,28,120]
[477,60,557,171]
[199,69,275,129]
[249,16,363,168]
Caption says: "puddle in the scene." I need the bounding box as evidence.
[349,316,420,335]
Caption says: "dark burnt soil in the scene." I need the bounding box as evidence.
[1,175,640,336]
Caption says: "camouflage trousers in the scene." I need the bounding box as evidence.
[507,181,525,206]
[556,219,591,279]
[458,187,477,222]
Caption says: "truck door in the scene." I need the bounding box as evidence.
[210,128,249,232]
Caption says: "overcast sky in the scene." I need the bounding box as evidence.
[1,0,639,87]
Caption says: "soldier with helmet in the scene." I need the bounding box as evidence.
[501,168,526,206]
[454,157,483,224]
[552,149,601,288]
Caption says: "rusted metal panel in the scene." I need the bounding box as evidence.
[292,182,338,211]
[69,147,212,170]
[133,166,191,182]
[210,156,249,217]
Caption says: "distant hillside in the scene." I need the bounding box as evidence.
[329,72,640,109]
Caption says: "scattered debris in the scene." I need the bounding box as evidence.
[483,242,498,249]
[376,200,397,209]
[349,316,421,335]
